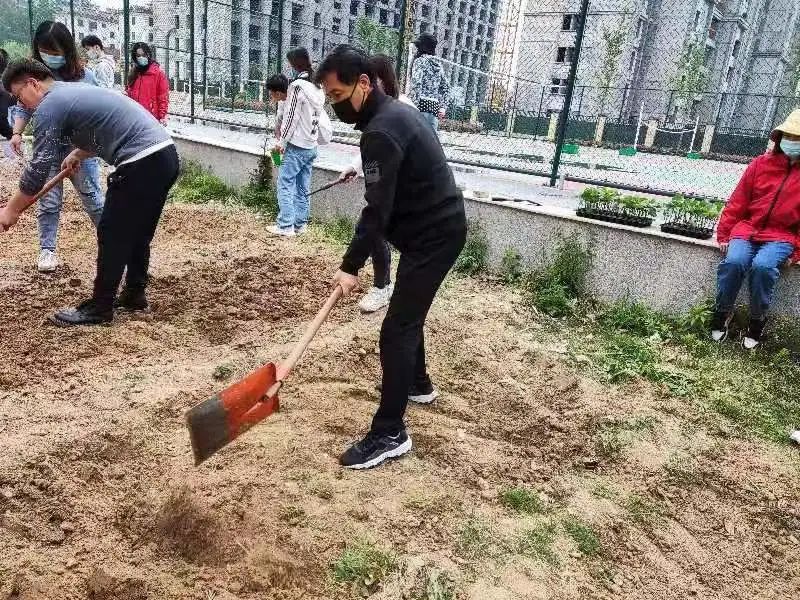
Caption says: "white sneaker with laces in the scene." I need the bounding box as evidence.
[37,249,58,273]
[358,284,394,313]
[408,388,439,404]
[267,225,296,237]
[295,224,308,235]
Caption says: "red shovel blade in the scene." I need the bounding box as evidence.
[186,362,281,465]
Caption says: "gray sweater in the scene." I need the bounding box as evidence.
[20,81,171,196]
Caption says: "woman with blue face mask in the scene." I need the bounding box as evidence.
[711,109,800,350]
[8,21,104,273]
[126,43,170,124]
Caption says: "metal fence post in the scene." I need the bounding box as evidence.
[190,0,196,122]
[123,0,130,79]
[202,0,208,108]
[395,0,408,80]
[28,0,34,43]
[549,0,590,187]
[70,0,75,38]
[276,0,284,73]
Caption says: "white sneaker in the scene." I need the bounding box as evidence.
[37,249,58,273]
[267,225,296,237]
[358,284,394,313]
[295,224,308,235]
[790,430,800,445]
[409,387,439,404]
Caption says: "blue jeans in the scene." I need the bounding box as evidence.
[276,143,317,230]
[716,239,794,320]
[37,156,105,251]
[421,112,438,132]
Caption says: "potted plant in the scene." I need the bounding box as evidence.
[661,194,724,239]
[577,187,658,227]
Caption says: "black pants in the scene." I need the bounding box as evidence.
[356,218,392,288]
[371,217,467,434]
[92,145,180,309]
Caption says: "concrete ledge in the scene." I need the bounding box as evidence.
[171,133,800,318]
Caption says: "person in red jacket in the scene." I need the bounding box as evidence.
[712,109,800,349]
[126,42,169,124]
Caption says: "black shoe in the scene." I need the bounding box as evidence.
[115,288,149,312]
[743,318,766,350]
[49,299,113,327]
[710,310,731,342]
[374,382,440,404]
[339,429,412,469]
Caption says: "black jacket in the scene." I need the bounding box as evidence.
[340,89,465,275]
[0,86,13,140]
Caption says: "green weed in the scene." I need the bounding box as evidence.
[332,541,396,588]
[562,516,602,557]
[212,364,234,381]
[515,522,559,565]
[171,162,236,204]
[319,216,356,246]
[523,237,592,317]
[499,487,546,515]
[456,516,493,560]
[624,494,663,527]
[500,249,524,285]
[455,220,489,276]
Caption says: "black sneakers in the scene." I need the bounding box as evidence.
[49,299,113,327]
[743,318,766,350]
[115,287,149,312]
[340,429,412,469]
[710,310,732,342]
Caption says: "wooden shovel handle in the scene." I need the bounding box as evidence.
[266,286,343,397]
[34,168,72,202]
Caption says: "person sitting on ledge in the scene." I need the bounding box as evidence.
[711,109,800,349]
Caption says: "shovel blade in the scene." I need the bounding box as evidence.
[186,362,280,465]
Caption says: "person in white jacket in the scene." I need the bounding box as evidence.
[269,47,326,237]
[338,54,417,313]
[81,35,116,89]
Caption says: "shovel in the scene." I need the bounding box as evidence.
[308,179,342,197]
[186,286,344,465]
[0,168,71,215]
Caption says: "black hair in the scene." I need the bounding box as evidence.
[368,54,399,99]
[286,47,312,78]
[315,44,374,87]
[1,58,54,91]
[0,49,8,75]
[81,35,104,50]
[266,73,289,94]
[32,21,84,82]
[414,34,437,56]
[128,42,155,85]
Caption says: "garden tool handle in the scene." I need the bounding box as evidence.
[34,169,72,202]
[308,179,341,197]
[265,286,344,398]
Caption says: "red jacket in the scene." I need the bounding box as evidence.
[717,151,800,262]
[126,62,169,121]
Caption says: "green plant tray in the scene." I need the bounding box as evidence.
[576,208,653,228]
[686,151,702,159]
[660,222,713,240]
[619,147,637,156]
[562,144,580,155]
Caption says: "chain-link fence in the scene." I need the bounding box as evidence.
[2,0,798,200]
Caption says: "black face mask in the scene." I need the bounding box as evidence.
[332,83,363,124]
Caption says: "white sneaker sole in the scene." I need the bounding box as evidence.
[409,390,439,404]
[343,438,412,470]
[359,300,390,313]
[742,337,760,350]
[711,330,728,342]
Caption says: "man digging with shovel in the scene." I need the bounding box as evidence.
[0,59,178,326]
[316,45,466,469]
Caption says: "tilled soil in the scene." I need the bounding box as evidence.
[1,165,799,599]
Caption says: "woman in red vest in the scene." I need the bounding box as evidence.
[126,42,169,124]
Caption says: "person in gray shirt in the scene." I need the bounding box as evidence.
[0,59,179,327]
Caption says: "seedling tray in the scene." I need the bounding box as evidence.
[576,208,653,228]
[660,221,714,240]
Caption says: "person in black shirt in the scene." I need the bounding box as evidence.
[0,50,14,140]
[316,45,466,469]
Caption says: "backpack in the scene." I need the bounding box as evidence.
[317,108,333,145]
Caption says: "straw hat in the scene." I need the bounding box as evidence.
[771,109,800,141]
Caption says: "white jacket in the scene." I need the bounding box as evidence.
[277,72,325,150]
[349,94,416,175]
[88,54,116,89]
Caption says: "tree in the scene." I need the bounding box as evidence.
[671,40,708,120]
[0,0,61,46]
[594,19,628,116]
[352,16,398,56]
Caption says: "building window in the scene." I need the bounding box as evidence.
[629,50,637,69]
[466,36,472,47]
[110,31,115,39]
[455,33,462,44]
[251,0,261,10]
[420,22,428,33]
[469,5,475,15]
[291,4,302,19]
[556,46,573,63]
[78,18,84,26]
[488,26,493,37]
[709,17,719,40]
[365,4,374,16]
[394,13,401,27]
[131,16,136,25]
[148,32,154,42]
[380,9,388,23]
[313,37,320,50]
[726,66,734,82]
[562,14,577,31]
[459,1,465,11]
[89,21,97,30]
[551,78,567,95]
[421,4,429,17]
[232,21,241,36]
[441,46,449,57]
[477,24,484,34]
[272,0,280,13]
[250,24,260,39]
[444,28,450,40]
[484,40,490,52]
[175,15,180,28]
[479,8,485,19]
[314,12,321,26]
[350,1,358,15]
[290,34,300,46]
[732,39,741,57]
[467,21,474,32]
[333,0,342,8]
[332,17,341,32]
[149,16,154,26]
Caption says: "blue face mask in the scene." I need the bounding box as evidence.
[136,56,150,68]
[781,139,800,159]
[40,52,66,70]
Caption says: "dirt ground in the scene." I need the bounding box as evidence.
[1,162,799,599]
